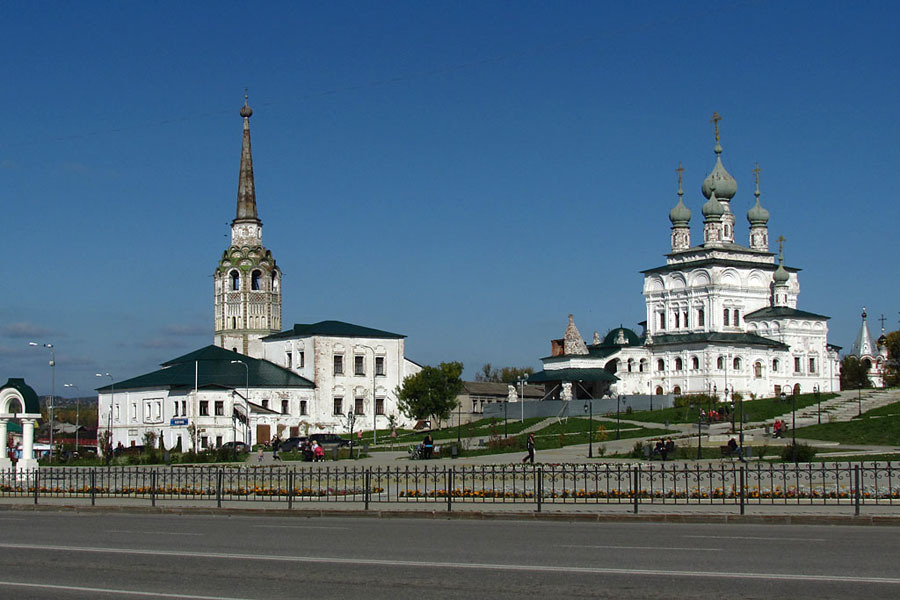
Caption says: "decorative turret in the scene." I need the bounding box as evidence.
[701,112,737,243]
[702,183,726,246]
[773,236,789,307]
[669,163,691,252]
[747,162,770,251]
[563,314,589,355]
[850,307,878,357]
[214,93,283,356]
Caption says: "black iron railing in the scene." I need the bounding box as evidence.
[1,462,896,514]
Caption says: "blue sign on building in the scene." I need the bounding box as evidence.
[170,417,189,426]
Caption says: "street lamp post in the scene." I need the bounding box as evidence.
[857,383,862,417]
[519,375,528,423]
[96,373,114,466]
[814,384,821,425]
[29,342,55,462]
[616,394,621,440]
[230,361,250,448]
[63,383,80,455]
[697,406,703,459]
[347,409,356,459]
[583,397,593,459]
[504,400,508,438]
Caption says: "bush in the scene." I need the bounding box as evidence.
[630,441,645,458]
[673,394,714,408]
[780,443,817,463]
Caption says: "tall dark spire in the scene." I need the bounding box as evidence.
[235,91,258,224]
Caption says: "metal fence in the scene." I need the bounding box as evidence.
[2,462,897,514]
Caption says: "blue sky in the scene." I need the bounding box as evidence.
[3,0,899,397]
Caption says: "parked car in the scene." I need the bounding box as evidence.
[222,441,250,454]
[278,437,308,452]
[309,433,350,448]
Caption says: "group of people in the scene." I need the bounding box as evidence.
[256,436,326,463]
[773,419,787,438]
[651,438,676,461]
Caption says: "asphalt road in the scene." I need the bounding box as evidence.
[0,512,897,599]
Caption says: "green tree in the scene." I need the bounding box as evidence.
[883,330,900,386]
[396,362,465,425]
[840,355,870,390]
[475,363,534,384]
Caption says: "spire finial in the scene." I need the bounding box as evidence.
[753,162,761,198]
[676,162,685,196]
[240,89,253,118]
[776,235,786,260]
[879,313,886,333]
[711,111,722,145]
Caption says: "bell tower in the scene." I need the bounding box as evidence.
[214,94,282,356]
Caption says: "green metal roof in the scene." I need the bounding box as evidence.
[98,345,314,392]
[528,368,618,384]
[744,306,830,321]
[263,320,405,341]
[649,332,789,349]
[642,256,800,275]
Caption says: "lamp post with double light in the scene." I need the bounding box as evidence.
[230,360,250,448]
[29,342,55,462]
[96,373,114,466]
[518,374,528,423]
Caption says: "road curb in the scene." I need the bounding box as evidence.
[3,502,899,526]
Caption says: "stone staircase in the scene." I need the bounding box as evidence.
[793,388,900,427]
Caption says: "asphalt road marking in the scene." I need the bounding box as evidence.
[560,544,722,551]
[253,524,350,530]
[1,542,898,585]
[110,530,204,536]
[0,580,254,599]
[684,535,827,542]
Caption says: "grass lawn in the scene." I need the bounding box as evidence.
[624,393,838,425]
[794,413,900,446]
[859,400,900,418]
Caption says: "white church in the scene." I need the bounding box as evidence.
[529,115,841,404]
[97,98,420,452]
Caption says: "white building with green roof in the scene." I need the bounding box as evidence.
[530,116,841,404]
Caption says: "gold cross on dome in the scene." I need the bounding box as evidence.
[710,112,722,143]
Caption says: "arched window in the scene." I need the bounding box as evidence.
[723,309,730,326]
[674,312,680,328]
[733,309,740,325]
[717,356,724,370]
[754,362,762,378]
[675,357,683,371]
[691,356,700,370]
[673,385,682,395]
[639,359,647,373]
[627,359,634,373]
[230,271,240,291]
[272,272,278,291]
[698,308,705,326]
[793,383,801,396]
[655,386,664,395]
[772,358,779,372]
[657,359,665,371]
[251,270,262,291]
[733,357,742,370]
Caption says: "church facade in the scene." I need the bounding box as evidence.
[530,116,841,404]
[96,98,420,452]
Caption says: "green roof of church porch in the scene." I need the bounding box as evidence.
[263,320,405,341]
[650,332,789,349]
[743,306,830,321]
[528,368,618,384]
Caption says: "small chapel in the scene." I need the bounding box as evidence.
[529,115,841,403]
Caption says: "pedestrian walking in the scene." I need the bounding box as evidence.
[522,433,535,463]
[272,435,281,460]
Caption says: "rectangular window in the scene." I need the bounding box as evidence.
[794,357,802,373]
[216,435,223,447]
[809,358,816,373]
[355,355,365,376]
[334,355,344,375]
[144,403,151,421]
[281,399,289,414]
[173,401,179,417]
[723,309,730,326]
[181,400,187,416]
[155,401,161,419]
[286,351,292,368]
[298,351,305,368]
[300,400,307,416]
[131,403,137,420]
[375,356,385,376]
[683,311,689,328]
[658,312,666,330]
[333,397,343,415]
[674,312,680,328]
[199,401,209,416]
[355,397,365,415]
[261,399,269,410]
[201,436,208,449]
[698,308,705,327]
[215,401,224,416]
[376,398,385,415]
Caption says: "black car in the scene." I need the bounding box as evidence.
[309,433,350,448]
[278,437,308,452]
[222,441,250,454]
